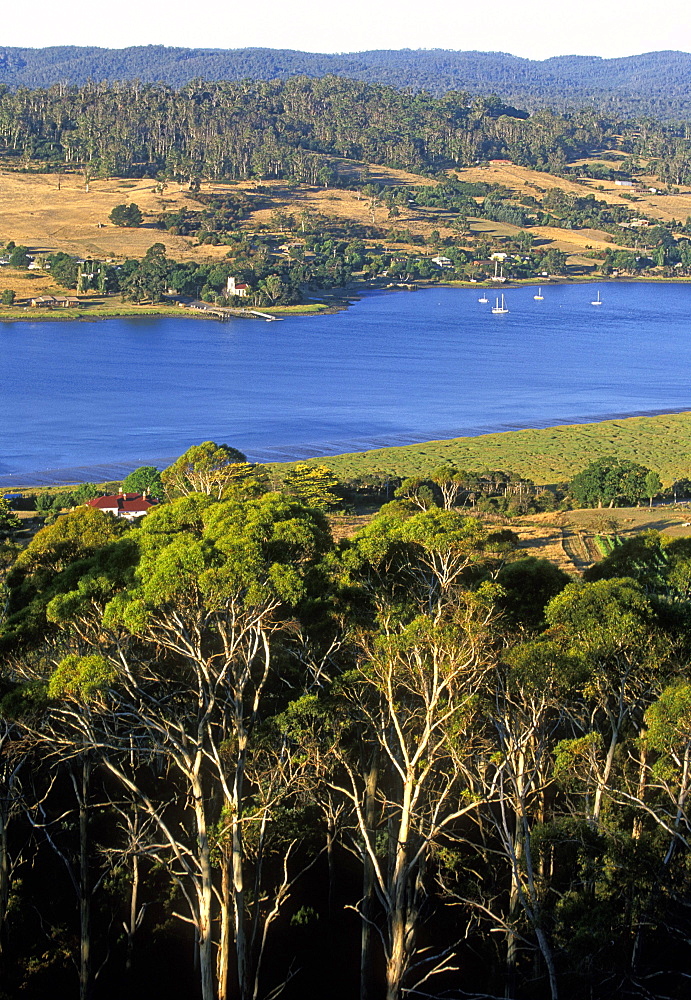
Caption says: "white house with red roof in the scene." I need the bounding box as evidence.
[86,493,158,520]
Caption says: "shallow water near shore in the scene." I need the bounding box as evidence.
[2,281,691,486]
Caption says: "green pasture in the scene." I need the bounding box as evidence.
[306,412,691,485]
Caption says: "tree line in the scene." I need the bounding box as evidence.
[0,78,627,180]
[3,48,691,120]
[1,443,691,1000]
[3,75,691,247]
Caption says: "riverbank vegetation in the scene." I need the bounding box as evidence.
[2,441,691,1000]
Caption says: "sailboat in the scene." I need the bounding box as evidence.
[478,290,489,303]
[591,290,602,306]
[492,294,509,314]
[534,286,544,300]
[491,260,506,282]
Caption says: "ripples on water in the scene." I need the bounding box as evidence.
[2,282,691,485]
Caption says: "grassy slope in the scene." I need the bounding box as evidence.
[2,158,688,282]
[309,411,691,485]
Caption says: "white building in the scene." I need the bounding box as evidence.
[226,276,249,297]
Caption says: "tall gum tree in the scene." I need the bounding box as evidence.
[331,596,500,1000]
[475,640,585,1000]
[160,441,250,500]
[545,578,669,826]
[340,505,489,622]
[42,492,333,1000]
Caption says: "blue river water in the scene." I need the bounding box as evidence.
[1,281,691,485]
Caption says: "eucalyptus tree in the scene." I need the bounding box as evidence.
[639,681,691,858]
[281,463,341,512]
[1,663,123,1000]
[495,556,572,631]
[121,465,164,498]
[0,714,32,967]
[341,504,489,622]
[331,506,503,999]
[0,500,19,540]
[470,640,585,1000]
[332,600,500,1000]
[122,242,168,303]
[430,464,467,510]
[393,477,436,511]
[44,491,334,1000]
[576,678,691,985]
[160,440,251,500]
[545,577,669,826]
[0,507,132,661]
[27,749,102,1000]
[569,457,657,508]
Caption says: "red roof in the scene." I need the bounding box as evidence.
[87,493,158,514]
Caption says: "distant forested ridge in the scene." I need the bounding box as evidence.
[2,46,691,118]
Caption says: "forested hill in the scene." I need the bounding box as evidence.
[5,76,691,186]
[2,46,691,118]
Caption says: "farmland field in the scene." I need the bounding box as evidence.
[311,410,691,486]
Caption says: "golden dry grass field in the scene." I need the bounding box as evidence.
[0,172,205,260]
[454,158,691,226]
[451,159,691,254]
[0,164,433,257]
[0,154,686,267]
[0,155,688,297]
[0,159,634,281]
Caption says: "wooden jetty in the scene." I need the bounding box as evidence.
[187,301,282,322]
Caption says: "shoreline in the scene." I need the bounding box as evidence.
[0,301,334,323]
[1,274,691,323]
[4,407,691,490]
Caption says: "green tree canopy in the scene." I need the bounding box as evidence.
[11,505,125,581]
[109,203,143,227]
[282,463,341,511]
[122,465,164,497]
[430,464,467,509]
[585,531,691,606]
[8,246,29,268]
[122,242,169,302]
[161,441,250,499]
[1,510,135,654]
[496,556,571,629]
[569,456,656,507]
[341,505,490,620]
[0,498,20,538]
[48,251,79,288]
[544,576,656,651]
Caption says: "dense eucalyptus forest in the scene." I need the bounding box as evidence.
[1,445,691,1000]
[3,47,691,119]
[0,77,594,178]
[1,75,691,190]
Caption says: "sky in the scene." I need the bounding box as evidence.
[4,0,691,61]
